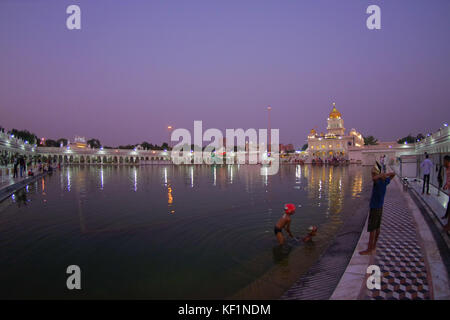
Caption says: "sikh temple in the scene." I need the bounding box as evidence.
[307,103,364,159]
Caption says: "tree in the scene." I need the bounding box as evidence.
[301,143,308,151]
[87,138,101,149]
[364,135,378,145]
[416,133,425,142]
[140,142,154,150]
[161,142,169,150]
[56,138,68,147]
[118,144,136,150]
[397,135,416,144]
[45,139,59,147]
[8,129,38,144]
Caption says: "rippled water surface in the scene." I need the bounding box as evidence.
[0,164,371,299]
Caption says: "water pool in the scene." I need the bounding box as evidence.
[0,164,371,299]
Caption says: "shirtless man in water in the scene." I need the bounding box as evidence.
[274,203,296,245]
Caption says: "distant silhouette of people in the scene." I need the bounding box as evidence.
[19,157,25,178]
[13,158,18,178]
[420,154,433,195]
[442,155,450,232]
[380,155,386,173]
[437,163,445,196]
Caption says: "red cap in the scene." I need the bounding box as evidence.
[284,203,296,215]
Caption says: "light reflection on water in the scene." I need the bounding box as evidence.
[0,164,370,299]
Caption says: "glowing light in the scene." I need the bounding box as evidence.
[66,171,71,191]
[133,168,137,192]
[100,167,104,189]
[168,186,173,205]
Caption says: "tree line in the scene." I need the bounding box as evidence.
[0,127,171,150]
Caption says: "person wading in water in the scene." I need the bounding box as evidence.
[274,203,296,245]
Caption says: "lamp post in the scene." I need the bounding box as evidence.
[267,105,271,155]
[167,125,173,149]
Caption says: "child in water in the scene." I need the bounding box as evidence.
[274,203,296,245]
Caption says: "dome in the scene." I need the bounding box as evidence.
[329,103,342,119]
[310,128,316,135]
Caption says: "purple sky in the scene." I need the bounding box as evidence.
[1,0,449,147]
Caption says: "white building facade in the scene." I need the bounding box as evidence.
[307,103,364,159]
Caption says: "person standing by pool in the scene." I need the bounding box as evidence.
[420,154,433,195]
[442,155,450,232]
[274,203,296,245]
[380,155,386,173]
[360,163,396,255]
[13,157,18,178]
[19,156,25,178]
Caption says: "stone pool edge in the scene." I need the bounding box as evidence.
[281,189,371,300]
[330,174,450,300]
[0,172,48,203]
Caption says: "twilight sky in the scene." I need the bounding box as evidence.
[1,0,449,147]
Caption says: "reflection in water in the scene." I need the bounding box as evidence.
[100,167,104,190]
[272,244,293,265]
[0,164,371,299]
[262,167,268,186]
[164,166,175,214]
[12,189,29,207]
[295,165,301,183]
[163,167,168,186]
[67,170,71,191]
[133,167,137,192]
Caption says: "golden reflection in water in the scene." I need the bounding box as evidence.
[327,166,344,214]
[164,167,175,214]
[349,166,363,198]
[306,165,346,214]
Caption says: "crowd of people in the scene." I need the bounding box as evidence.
[359,153,450,255]
[419,153,450,232]
[6,155,56,180]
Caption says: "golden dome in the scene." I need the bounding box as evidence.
[310,128,316,135]
[329,103,342,119]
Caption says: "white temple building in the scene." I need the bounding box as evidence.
[307,103,364,159]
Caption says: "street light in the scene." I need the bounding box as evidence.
[167,125,173,149]
[267,105,272,154]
